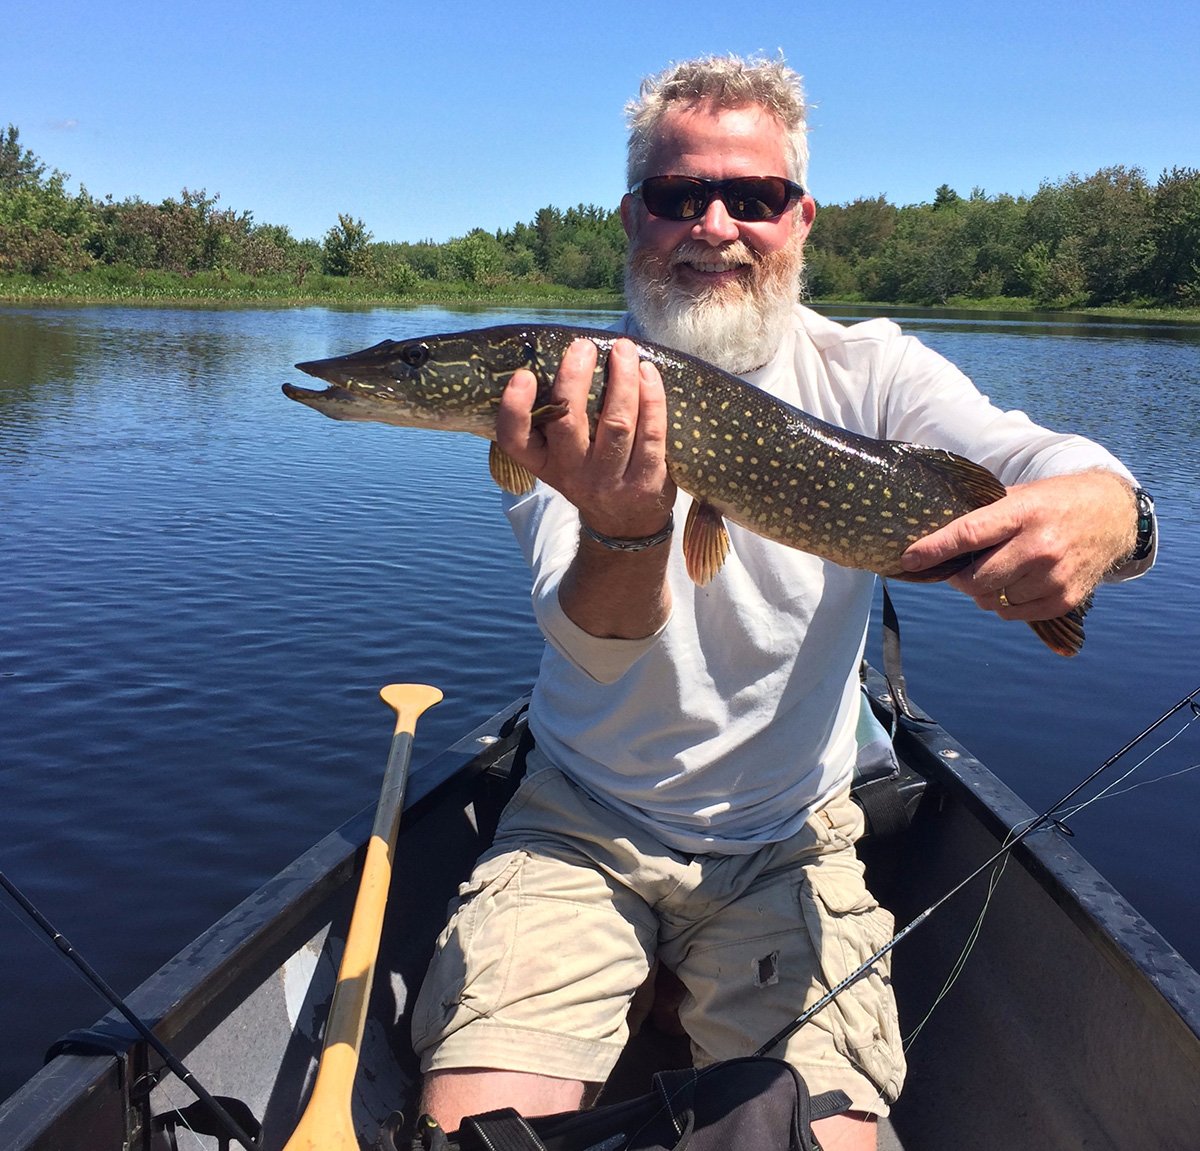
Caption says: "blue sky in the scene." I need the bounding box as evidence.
[4,1,1197,245]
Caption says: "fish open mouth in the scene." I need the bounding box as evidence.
[280,381,357,414]
[282,381,337,401]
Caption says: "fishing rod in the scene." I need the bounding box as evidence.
[754,682,1200,1058]
[0,868,263,1151]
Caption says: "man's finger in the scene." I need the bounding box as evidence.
[591,339,643,461]
[539,338,598,450]
[900,498,1019,574]
[496,368,545,470]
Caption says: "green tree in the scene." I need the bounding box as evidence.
[532,205,563,272]
[0,124,94,275]
[0,124,47,192]
[1146,167,1200,303]
[85,187,254,275]
[322,213,373,276]
[932,184,961,211]
[446,228,507,283]
[807,196,897,298]
[1023,168,1152,304]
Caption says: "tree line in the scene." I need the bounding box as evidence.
[2,123,1197,308]
[806,173,1200,307]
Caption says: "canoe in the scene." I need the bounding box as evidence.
[2,669,1199,1151]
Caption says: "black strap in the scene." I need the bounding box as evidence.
[810,1088,853,1122]
[457,1108,549,1151]
[880,581,933,727]
[654,1067,700,1149]
[851,772,912,839]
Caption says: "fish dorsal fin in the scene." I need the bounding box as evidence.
[902,444,1007,508]
[488,442,537,494]
[683,499,731,586]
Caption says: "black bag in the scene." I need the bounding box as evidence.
[407,1056,851,1151]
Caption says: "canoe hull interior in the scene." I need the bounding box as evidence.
[2,681,1199,1150]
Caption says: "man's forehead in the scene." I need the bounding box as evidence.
[646,102,789,173]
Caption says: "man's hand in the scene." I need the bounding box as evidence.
[900,471,1138,621]
[497,336,677,640]
[496,336,676,538]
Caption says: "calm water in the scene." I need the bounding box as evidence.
[2,303,1199,1100]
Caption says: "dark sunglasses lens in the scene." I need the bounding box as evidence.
[641,177,708,220]
[724,178,791,220]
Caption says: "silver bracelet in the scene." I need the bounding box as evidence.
[579,511,674,552]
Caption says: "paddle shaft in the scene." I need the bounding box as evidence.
[284,683,442,1151]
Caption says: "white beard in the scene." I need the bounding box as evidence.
[624,235,804,374]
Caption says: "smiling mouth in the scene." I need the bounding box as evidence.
[670,240,755,279]
[681,259,747,275]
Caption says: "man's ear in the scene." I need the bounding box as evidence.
[620,193,639,240]
[799,194,817,231]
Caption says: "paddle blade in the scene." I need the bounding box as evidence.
[282,1089,359,1151]
[380,683,443,732]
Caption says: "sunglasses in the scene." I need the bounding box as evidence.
[630,174,806,222]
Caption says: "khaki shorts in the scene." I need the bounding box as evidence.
[411,756,905,1116]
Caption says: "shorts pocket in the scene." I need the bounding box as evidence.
[798,857,906,1102]
[411,851,524,1053]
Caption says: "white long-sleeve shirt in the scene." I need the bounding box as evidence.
[505,305,1148,855]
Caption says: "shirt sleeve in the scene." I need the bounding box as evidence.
[869,327,1154,583]
[503,486,669,683]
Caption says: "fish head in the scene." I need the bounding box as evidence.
[284,327,545,436]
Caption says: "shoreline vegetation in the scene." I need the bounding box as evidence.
[3,124,1198,323]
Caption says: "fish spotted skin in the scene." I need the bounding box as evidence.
[284,324,1087,655]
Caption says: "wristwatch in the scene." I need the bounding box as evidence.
[1129,487,1156,562]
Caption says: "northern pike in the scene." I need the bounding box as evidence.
[283,324,1087,656]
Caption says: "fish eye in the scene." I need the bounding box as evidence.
[400,343,429,368]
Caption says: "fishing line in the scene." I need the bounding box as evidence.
[901,850,1012,1050]
[906,708,1200,1048]
[1051,710,1200,825]
[753,683,1200,1059]
[1077,759,1200,804]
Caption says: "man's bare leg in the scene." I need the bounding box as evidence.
[420,1068,595,1133]
[812,1112,877,1151]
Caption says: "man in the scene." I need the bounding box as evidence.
[411,56,1154,1150]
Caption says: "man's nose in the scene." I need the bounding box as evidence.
[691,196,740,244]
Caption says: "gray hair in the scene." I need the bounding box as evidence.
[625,54,810,189]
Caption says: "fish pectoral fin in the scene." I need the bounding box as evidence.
[488,442,537,494]
[683,500,730,586]
[529,400,570,427]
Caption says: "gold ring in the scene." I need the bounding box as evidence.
[998,588,1010,608]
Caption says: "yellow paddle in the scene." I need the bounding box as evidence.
[283,683,443,1151]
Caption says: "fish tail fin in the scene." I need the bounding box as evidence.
[1029,592,1093,657]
